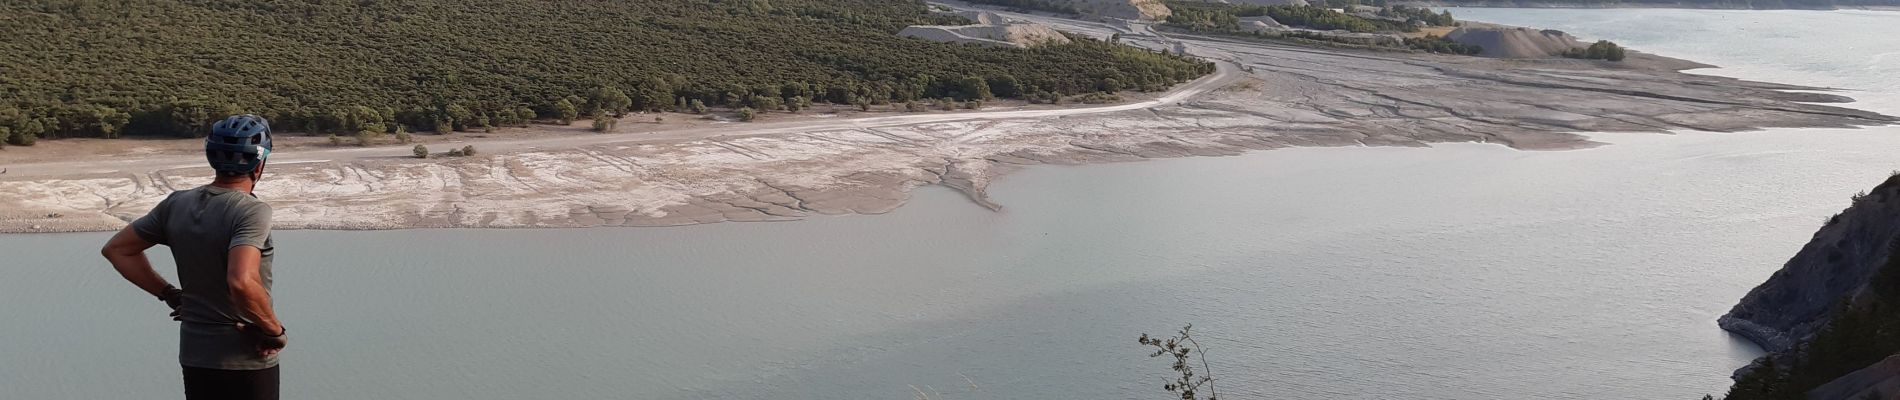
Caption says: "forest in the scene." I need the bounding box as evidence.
[1376,5,1456,26]
[1165,2,1424,33]
[1162,2,1478,55]
[1402,36,1484,56]
[0,0,1212,143]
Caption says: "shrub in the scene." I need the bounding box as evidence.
[688,99,708,114]
[1137,325,1219,400]
[515,107,537,126]
[736,107,757,122]
[328,134,344,146]
[395,130,413,144]
[904,101,925,112]
[9,120,44,146]
[555,99,579,124]
[447,148,464,157]
[1559,40,1627,61]
[355,130,377,146]
[8,129,35,146]
[413,144,429,158]
[785,97,804,113]
[592,114,618,132]
[461,145,477,156]
[1078,92,1121,104]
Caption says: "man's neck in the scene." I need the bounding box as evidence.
[210,176,255,194]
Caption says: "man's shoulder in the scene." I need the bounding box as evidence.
[228,194,272,216]
[185,186,273,217]
[149,187,195,211]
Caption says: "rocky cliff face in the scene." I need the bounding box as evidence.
[1720,173,1900,353]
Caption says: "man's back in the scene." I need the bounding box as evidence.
[102,114,284,400]
[131,185,276,369]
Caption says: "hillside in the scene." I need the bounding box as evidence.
[1722,173,1900,399]
[960,0,1176,20]
[0,0,1211,141]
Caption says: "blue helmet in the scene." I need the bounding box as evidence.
[206,114,273,175]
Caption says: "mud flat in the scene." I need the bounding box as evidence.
[0,19,1892,233]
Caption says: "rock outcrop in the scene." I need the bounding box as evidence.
[1445,23,1587,58]
[1720,174,1900,353]
[900,21,1073,48]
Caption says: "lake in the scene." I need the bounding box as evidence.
[5,8,1899,400]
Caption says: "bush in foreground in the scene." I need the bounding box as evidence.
[1138,325,1220,400]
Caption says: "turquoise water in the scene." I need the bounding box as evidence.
[5,9,1899,400]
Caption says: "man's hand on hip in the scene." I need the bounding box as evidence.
[158,285,183,321]
[237,323,288,357]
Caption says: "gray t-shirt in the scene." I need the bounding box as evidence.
[130,185,277,370]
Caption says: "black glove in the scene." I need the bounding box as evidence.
[158,285,184,321]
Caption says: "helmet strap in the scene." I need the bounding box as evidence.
[249,160,266,185]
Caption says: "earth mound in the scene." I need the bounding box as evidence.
[1445,24,1586,58]
[1238,16,1288,33]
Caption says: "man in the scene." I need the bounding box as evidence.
[101,114,288,400]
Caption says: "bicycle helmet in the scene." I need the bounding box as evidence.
[206,114,273,176]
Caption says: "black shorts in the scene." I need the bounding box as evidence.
[182,365,279,400]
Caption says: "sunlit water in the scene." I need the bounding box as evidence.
[4,9,1899,400]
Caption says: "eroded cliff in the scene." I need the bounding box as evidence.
[1720,173,1900,352]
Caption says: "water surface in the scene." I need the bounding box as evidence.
[5,8,1899,400]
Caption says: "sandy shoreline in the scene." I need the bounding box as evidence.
[1,11,1894,234]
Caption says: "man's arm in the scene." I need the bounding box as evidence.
[226,245,283,334]
[101,226,172,298]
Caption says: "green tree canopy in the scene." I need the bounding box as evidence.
[0,0,1210,140]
